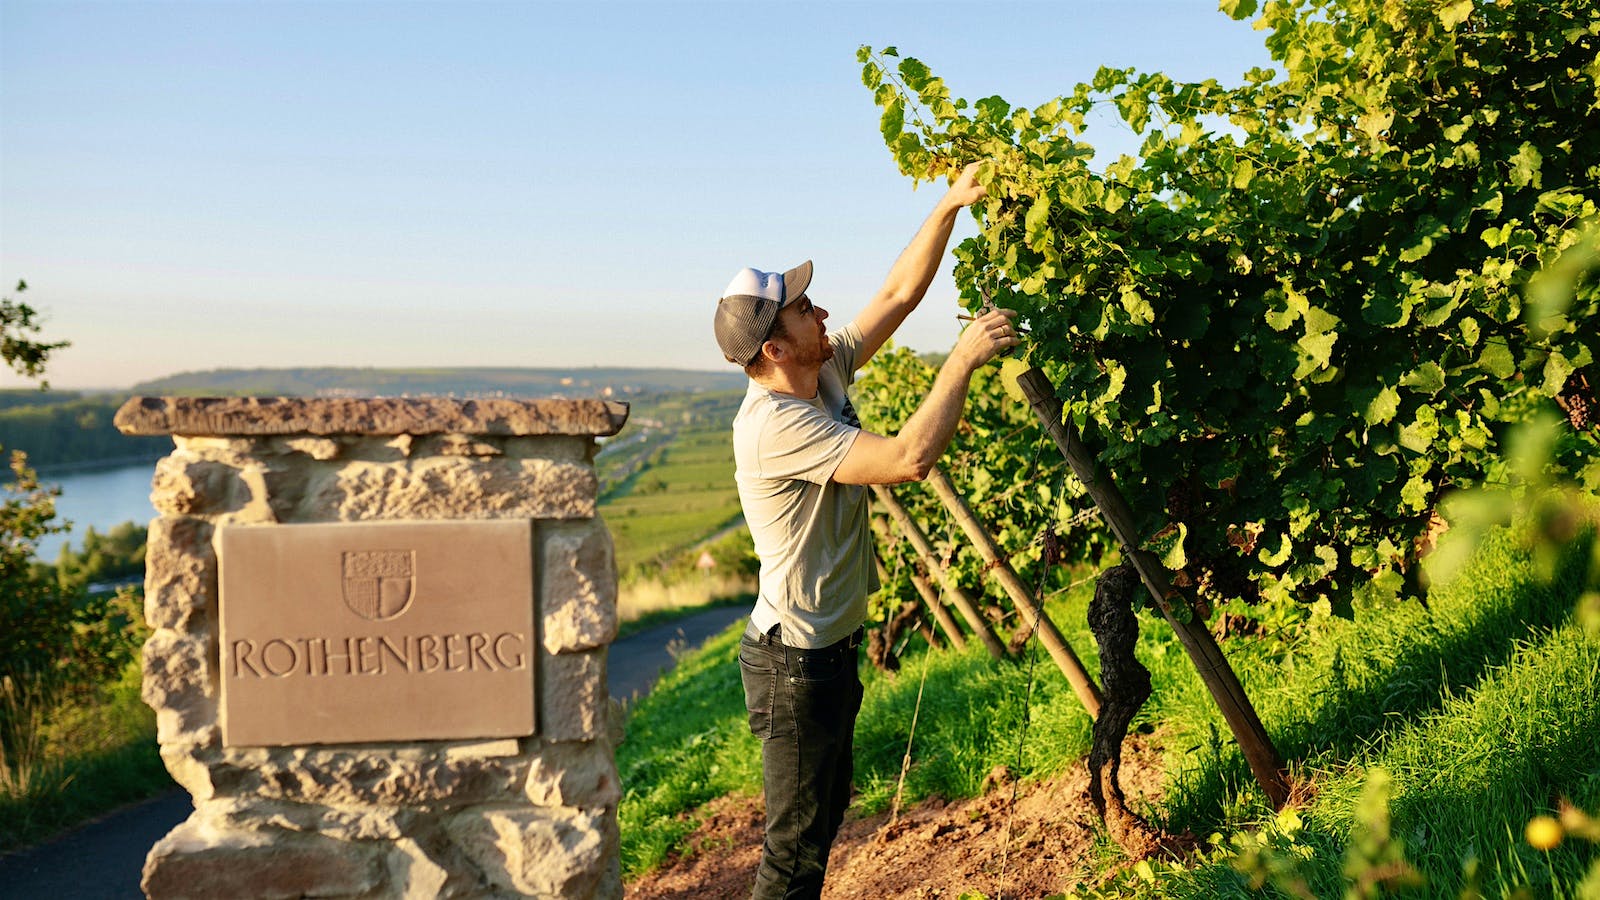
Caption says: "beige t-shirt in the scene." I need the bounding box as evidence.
[734,322,879,648]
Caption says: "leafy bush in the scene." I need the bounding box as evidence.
[1,452,147,755]
[1,451,73,694]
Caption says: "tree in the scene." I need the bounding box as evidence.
[0,451,73,690]
[52,521,148,595]
[1,281,70,388]
[0,278,72,746]
[0,282,135,725]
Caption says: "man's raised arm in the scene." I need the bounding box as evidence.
[850,162,987,368]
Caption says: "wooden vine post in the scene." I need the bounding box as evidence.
[925,465,1103,718]
[1016,366,1291,809]
[873,520,968,651]
[872,555,947,650]
[872,485,1010,660]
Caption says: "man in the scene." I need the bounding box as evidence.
[711,163,1019,899]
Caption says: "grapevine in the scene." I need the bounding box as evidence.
[857,0,1599,616]
[855,346,1112,640]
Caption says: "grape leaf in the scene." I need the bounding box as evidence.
[1476,342,1515,379]
[1219,0,1258,21]
[1365,386,1401,425]
[1440,0,1472,30]
[999,357,1029,403]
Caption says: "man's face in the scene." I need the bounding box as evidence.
[775,295,833,368]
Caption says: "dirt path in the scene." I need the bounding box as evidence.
[625,738,1177,899]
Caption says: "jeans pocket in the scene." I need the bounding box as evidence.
[789,649,848,685]
[739,651,777,740]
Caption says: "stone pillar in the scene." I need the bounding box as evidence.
[116,397,629,900]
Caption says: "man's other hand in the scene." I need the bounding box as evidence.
[953,306,1020,370]
[946,162,986,209]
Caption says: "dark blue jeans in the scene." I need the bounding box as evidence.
[739,623,864,900]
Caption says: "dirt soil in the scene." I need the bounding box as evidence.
[625,739,1180,900]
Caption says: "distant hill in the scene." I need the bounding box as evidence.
[0,369,747,472]
[130,366,747,398]
[0,388,85,411]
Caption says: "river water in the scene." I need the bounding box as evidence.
[32,463,160,563]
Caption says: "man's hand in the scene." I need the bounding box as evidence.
[833,303,1020,486]
[951,306,1019,371]
[944,162,986,209]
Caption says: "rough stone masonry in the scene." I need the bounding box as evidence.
[117,396,630,899]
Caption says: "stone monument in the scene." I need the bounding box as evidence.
[117,396,628,899]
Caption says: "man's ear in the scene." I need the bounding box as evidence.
[761,340,786,364]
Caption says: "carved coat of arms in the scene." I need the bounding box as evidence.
[342,550,415,620]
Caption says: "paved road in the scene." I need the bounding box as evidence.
[0,604,750,899]
[608,604,746,704]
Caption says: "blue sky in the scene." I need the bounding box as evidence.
[1,0,1273,390]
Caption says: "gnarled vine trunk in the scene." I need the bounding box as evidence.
[1086,562,1159,853]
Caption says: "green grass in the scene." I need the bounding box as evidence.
[0,660,172,852]
[1147,526,1594,825]
[617,623,762,877]
[1123,524,1600,898]
[604,500,743,574]
[617,523,1600,896]
[850,587,1098,812]
[599,392,744,574]
[597,429,675,502]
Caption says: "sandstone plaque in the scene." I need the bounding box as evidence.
[218,520,536,747]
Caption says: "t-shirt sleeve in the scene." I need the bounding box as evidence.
[754,401,860,485]
[827,322,865,383]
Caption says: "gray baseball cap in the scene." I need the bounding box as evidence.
[714,260,813,366]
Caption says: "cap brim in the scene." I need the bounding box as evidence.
[782,260,813,306]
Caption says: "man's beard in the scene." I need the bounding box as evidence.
[794,335,834,367]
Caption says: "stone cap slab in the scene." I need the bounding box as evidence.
[116,397,630,438]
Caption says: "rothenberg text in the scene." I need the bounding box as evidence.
[229,632,527,678]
